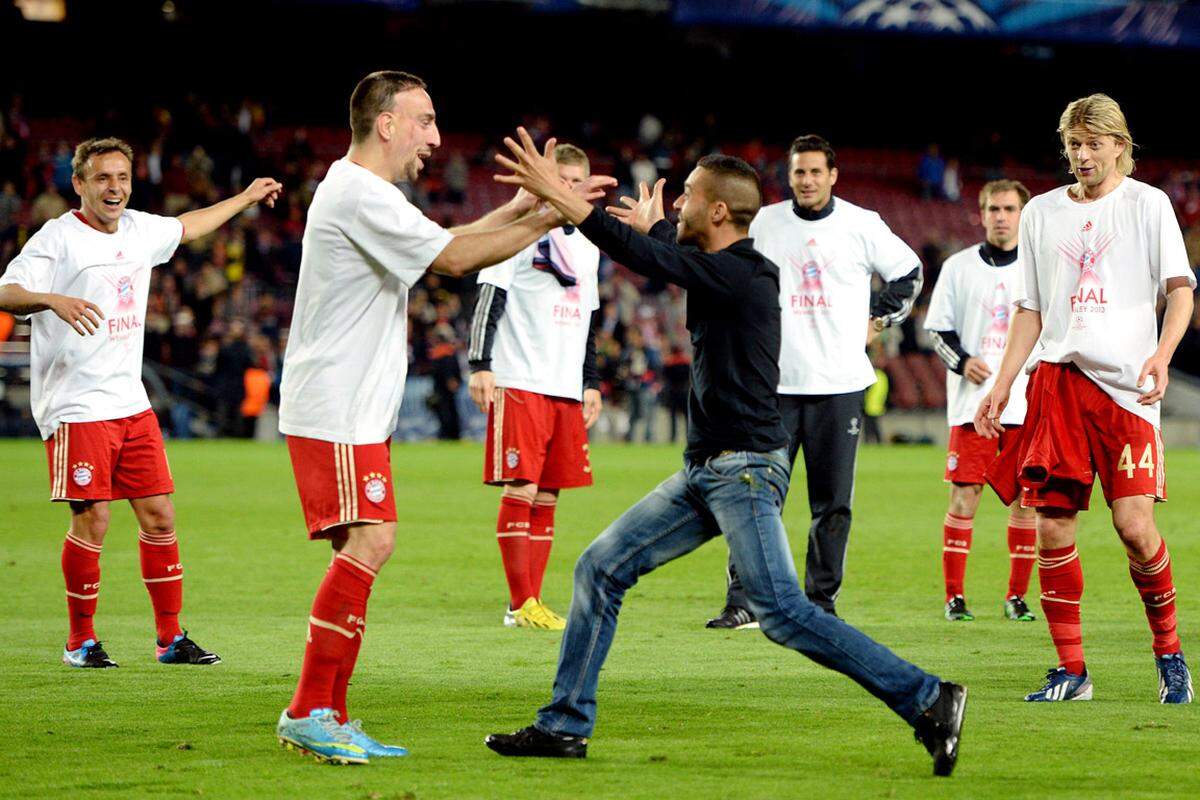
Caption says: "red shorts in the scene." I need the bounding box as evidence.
[44,409,174,502]
[986,362,1165,512]
[286,436,397,538]
[484,387,593,489]
[945,424,1021,485]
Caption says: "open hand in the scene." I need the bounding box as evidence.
[606,178,665,234]
[47,294,104,336]
[494,128,564,203]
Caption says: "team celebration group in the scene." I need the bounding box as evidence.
[0,71,1194,778]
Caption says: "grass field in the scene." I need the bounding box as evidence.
[2,439,1197,799]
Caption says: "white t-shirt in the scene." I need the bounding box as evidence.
[278,158,454,444]
[0,209,182,439]
[924,243,1030,427]
[474,227,600,401]
[1017,178,1195,428]
[749,198,921,394]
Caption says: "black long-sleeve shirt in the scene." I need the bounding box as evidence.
[577,209,788,459]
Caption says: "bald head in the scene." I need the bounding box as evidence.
[694,155,762,230]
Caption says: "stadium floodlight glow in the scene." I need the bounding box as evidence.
[13,0,65,22]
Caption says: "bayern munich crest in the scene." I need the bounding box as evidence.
[505,447,520,470]
[72,461,95,487]
[947,453,959,472]
[362,472,387,504]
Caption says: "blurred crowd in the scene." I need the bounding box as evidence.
[2,97,1199,440]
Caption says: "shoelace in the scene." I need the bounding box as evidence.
[317,714,353,743]
[1163,660,1189,691]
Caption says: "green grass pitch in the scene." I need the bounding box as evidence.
[1,439,1197,799]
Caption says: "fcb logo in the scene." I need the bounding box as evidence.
[947,453,959,472]
[362,472,387,504]
[72,461,95,487]
[505,447,520,470]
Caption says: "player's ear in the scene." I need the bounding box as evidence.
[376,112,393,143]
[828,166,839,187]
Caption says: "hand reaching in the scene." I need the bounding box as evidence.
[606,178,666,234]
[242,177,283,209]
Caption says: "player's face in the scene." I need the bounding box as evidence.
[558,163,588,190]
[788,151,837,211]
[72,151,132,230]
[389,88,441,183]
[672,169,710,246]
[1064,128,1124,189]
[981,189,1022,249]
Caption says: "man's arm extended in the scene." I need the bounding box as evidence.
[0,283,104,336]
[178,177,282,243]
[449,189,538,236]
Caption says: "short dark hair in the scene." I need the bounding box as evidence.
[72,137,134,179]
[978,179,1031,210]
[788,134,836,170]
[349,70,427,144]
[696,154,762,229]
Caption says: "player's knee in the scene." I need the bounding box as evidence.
[948,485,982,517]
[503,482,537,504]
[139,506,175,535]
[72,504,110,542]
[534,489,558,506]
[1113,510,1157,555]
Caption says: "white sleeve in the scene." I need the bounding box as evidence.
[865,213,921,281]
[1148,189,1196,293]
[476,251,519,291]
[923,261,957,331]
[1015,204,1041,311]
[130,209,184,266]
[352,189,454,287]
[0,226,59,320]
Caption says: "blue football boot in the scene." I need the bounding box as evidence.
[276,708,369,764]
[1157,652,1194,704]
[1025,666,1093,702]
[63,639,118,668]
[344,719,409,757]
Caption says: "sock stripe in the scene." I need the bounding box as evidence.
[942,547,971,554]
[309,615,362,640]
[143,574,183,584]
[496,532,530,539]
[529,535,554,542]
[1040,594,1081,605]
[943,514,974,530]
[66,590,99,600]
[1007,516,1037,530]
[65,532,103,553]
[334,552,378,579]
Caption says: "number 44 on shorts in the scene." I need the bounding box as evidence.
[1117,442,1155,479]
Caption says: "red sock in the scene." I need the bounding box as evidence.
[62,533,102,650]
[1129,540,1181,657]
[1039,544,1085,674]
[289,553,375,720]
[529,497,557,600]
[1006,513,1038,598]
[497,495,533,608]
[139,530,184,644]
[942,513,973,601]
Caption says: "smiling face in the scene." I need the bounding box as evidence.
[72,150,132,232]
[386,88,441,183]
[1063,127,1125,192]
[788,151,837,212]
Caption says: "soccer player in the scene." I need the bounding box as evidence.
[707,135,923,627]
[0,137,281,668]
[485,132,966,777]
[274,72,614,764]
[467,143,603,631]
[924,179,1038,623]
[976,94,1195,703]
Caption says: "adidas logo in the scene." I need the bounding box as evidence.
[1081,221,1092,232]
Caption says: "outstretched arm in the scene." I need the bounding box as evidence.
[0,283,104,336]
[449,189,539,236]
[177,177,283,243]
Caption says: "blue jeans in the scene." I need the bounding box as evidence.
[535,449,941,738]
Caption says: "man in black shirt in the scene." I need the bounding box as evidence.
[483,132,966,776]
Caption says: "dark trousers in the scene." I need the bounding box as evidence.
[726,390,864,614]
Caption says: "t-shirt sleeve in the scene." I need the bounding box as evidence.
[352,188,454,286]
[476,249,520,291]
[0,226,58,319]
[1015,203,1041,311]
[131,210,184,266]
[1148,189,1197,293]
[864,213,921,281]
[923,261,957,331]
